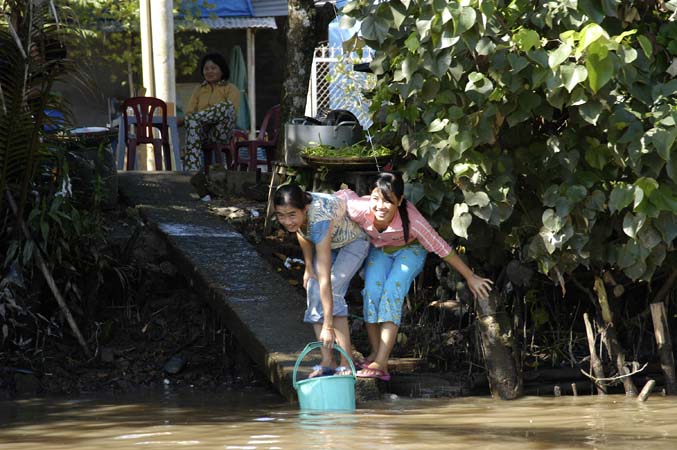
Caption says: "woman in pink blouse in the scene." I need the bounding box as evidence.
[339,172,493,381]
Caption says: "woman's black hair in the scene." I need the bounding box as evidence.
[273,183,312,210]
[199,52,230,81]
[372,172,409,243]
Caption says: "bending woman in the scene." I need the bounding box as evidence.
[274,184,369,377]
[182,52,240,172]
[340,172,493,381]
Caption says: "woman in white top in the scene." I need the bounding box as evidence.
[274,184,369,377]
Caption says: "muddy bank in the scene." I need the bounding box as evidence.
[0,206,267,399]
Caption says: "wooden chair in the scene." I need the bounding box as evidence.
[202,129,248,174]
[234,104,281,172]
[122,96,171,170]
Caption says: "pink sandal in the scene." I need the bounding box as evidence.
[356,358,374,370]
[356,367,391,381]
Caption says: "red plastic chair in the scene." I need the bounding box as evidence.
[122,96,172,170]
[234,104,281,172]
[202,129,248,174]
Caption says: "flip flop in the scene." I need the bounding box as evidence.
[308,365,334,378]
[356,367,391,381]
[334,366,353,376]
[356,358,373,370]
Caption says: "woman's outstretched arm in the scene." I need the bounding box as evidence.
[443,252,493,300]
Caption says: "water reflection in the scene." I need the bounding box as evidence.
[1,389,677,449]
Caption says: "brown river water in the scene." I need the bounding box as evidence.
[1,387,676,449]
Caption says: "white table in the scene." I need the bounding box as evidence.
[114,115,182,171]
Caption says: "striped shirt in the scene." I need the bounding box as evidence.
[298,192,365,249]
[336,189,453,258]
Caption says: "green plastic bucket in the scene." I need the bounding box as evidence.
[292,342,356,412]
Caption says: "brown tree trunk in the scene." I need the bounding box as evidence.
[583,312,607,395]
[279,0,316,160]
[475,292,522,400]
[650,302,677,394]
[594,276,638,396]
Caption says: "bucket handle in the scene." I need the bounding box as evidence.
[292,341,356,389]
[333,121,359,136]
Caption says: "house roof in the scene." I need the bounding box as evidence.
[251,0,287,17]
[179,0,339,29]
[251,1,339,17]
[199,17,277,30]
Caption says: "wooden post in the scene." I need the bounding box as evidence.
[594,276,638,396]
[637,379,656,402]
[583,312,607,395]
[475,292,522,400]
[650,302,677,395]
[263,163,285,235]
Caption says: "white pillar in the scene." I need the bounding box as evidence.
[151,0,176,108]
[247,29,256,138]
[139,0,154,97]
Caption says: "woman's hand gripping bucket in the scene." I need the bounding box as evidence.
[292,342,357,412]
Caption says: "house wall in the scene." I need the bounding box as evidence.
[179,19,287,125]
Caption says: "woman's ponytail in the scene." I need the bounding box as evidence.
[398,198,410,243]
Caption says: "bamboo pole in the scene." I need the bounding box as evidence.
[594,276,638,396]
[650,302,677,395]
[583,312,607,395]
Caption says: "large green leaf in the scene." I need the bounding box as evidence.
[576,23,609,58]
[513,28,541,52]
[451,203,472,239]
[637,35,653,59]
[542,209,564,232]
[452,6,476,35]
[585,52,614,93]
[464,190,491,207]
[622,212,646,239]
[647,127,677,161]
[361,15,391,43]
[649,185,677,212]
[579,100,603,126]
[560,64,588,93]
[389,1,408,30]
[548,43,573,69]
[428,147,452,176]
[609,184,634,213]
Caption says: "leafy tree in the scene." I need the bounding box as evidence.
[342,0,676,290]
[66,0,210,94]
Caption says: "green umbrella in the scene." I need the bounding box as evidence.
[228,45,251,131]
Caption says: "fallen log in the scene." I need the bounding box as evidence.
[637,379,656,402]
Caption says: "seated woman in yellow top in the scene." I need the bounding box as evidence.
[182,52,240,172]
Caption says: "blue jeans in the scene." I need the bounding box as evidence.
[362,244,427,326]
[304,238,370,323]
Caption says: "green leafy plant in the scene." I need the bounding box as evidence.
[342,0,675,287]
[301,142,392,157]
[65,0,209,94]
